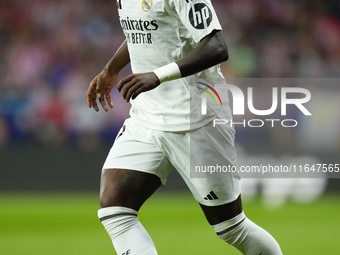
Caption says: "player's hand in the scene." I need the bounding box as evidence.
[117,72,160,102]
[86,70,117,111]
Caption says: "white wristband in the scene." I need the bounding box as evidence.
[153,62,182,83]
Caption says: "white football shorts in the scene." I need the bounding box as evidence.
[102,118,240,206]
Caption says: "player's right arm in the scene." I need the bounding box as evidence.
[86,40,130,112]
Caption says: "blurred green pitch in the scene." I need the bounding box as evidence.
[0,192,339,255]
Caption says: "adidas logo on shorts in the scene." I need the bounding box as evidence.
[204,191,219,200]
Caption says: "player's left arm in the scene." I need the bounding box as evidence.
[117,29,228,102]
[177,29,228,76]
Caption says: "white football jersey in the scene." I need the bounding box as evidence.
[117,0,232,131]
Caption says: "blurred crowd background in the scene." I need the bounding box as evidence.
[0,0,125,150]
[0,0,340,149]
[0,0,339,194]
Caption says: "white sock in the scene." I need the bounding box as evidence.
[98,206,157,255]
[212,212,282,255]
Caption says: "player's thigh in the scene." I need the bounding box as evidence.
[99,119,173,210]
[165,123,242,223]
[99,168,162,211]
[191,124,242,223]
[103,118,172,184]
[179,123,241,204]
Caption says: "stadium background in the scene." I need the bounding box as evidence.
[0,0,339,254]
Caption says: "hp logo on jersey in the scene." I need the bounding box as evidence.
[188,2,213,29]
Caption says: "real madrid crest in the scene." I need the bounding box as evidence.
[142,0,152,12]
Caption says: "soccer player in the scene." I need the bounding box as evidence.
[86,0,282,254]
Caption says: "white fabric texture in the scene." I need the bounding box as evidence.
[212,212,283,255]
[118,0,228,131]
[98,206,158,255]
[102,118,240,206]
[153,62,181,83]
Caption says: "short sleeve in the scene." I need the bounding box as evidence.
[165,0,222,43]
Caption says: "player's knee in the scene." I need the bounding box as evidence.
[99,190,119,208]
[99,169,161,209]
[99,185,142,209]
[99,177,134,208]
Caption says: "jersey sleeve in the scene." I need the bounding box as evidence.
[166,0,222,43]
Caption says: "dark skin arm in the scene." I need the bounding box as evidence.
[86,40,130,111]
[118,30,228,103]
[87,30,228,109]
[177,29,228,77]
